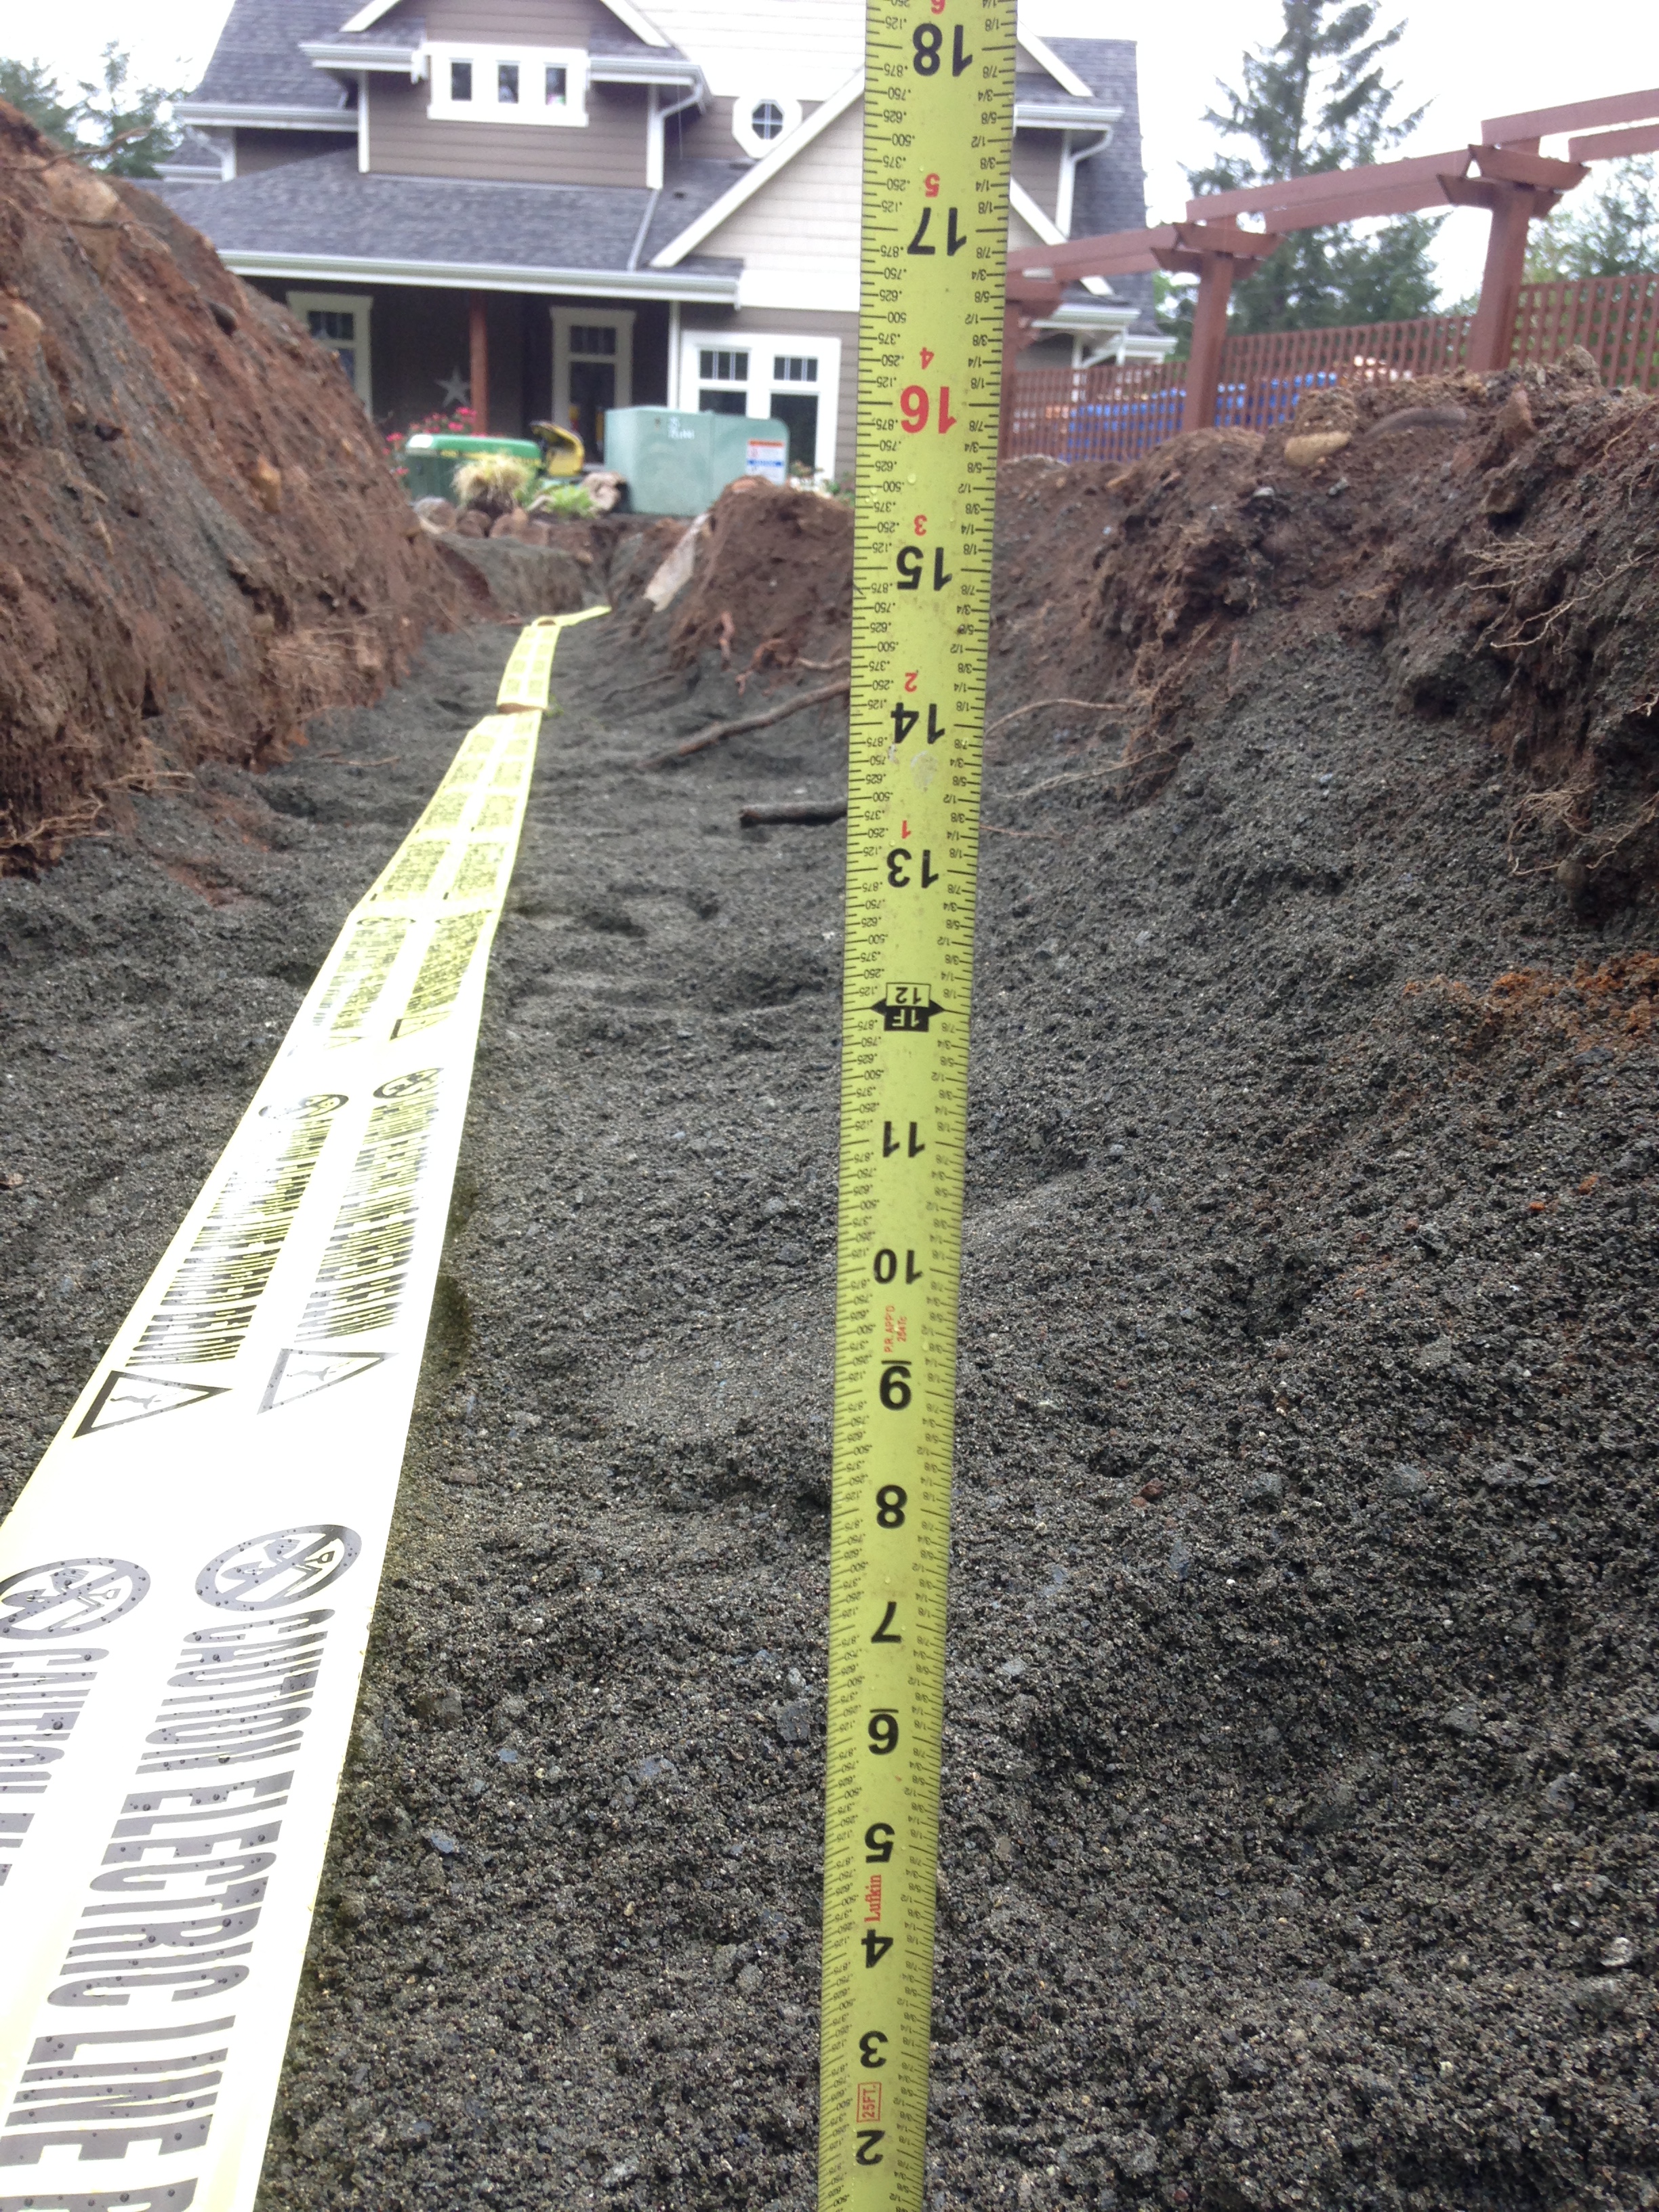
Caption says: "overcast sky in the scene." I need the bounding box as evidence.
[12,0,1659,304]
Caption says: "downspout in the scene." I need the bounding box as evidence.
[626,190,661,270]
[356,72,369,173]
[1056,127,1111,239]
[647,79,703,191]
[644,79,701,404]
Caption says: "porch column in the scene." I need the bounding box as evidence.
[468,291,489,433]
[1466,184,1540,373]
[1181,251,1235,434]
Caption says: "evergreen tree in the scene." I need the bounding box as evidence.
[1526,159,1659,280]
[72,45,183,177]
[0,45,181,176]
[1183,0,1443,335]
[0,58,79,146]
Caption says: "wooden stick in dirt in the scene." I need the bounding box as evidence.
[738,798,849,827]
[638,678,850,769]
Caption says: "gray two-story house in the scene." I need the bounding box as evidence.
[155,0,1167,476]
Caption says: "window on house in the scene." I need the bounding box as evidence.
[731,91,801,157]
[427,43,585,126]
[698,350,749,384]
[570,325,615,356]
[308,310,360,388]
[680,329,840,476]
[289,291,373,409]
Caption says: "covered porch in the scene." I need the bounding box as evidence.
[236,273,724,461]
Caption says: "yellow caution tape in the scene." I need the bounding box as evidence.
[817,3,1012,2205]
[0,605,606,2212]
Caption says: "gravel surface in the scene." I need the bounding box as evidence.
[1,589,1655,2212]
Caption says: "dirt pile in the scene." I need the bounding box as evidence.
[619,358,1659,916]
[988,354,1659,914]
[0,99,481,868]
[613,474,853,678]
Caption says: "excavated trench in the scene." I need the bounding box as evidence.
[1,358,1657,2212]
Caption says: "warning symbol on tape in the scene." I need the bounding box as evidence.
[195,1524,362,1611]
[0,1557,151,1638]
[73,1370,230,1439]
[259,1346,388,1413]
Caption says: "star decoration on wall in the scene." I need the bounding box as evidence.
[436,367,471,407]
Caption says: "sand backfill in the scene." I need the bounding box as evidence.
[0,100,481,869]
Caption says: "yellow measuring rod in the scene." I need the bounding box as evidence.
[0,609,602,2212]
[818,3,1013,2205]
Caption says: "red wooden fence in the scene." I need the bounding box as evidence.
[1511,271,1659,389]
[1006,272,1659,466]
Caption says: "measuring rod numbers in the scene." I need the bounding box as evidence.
[818,2,1012,2207]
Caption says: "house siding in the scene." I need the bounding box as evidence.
[645,0,860,103]
[1010,131,1062,228]
[669,96,823,163]
[366,73,649,186]
[670,96,737,160]
[694,97,861,314]
[376,0,614,43]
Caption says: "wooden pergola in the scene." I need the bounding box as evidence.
[1006,87,1659,436]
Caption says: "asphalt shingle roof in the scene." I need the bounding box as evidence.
[192,0,355,109]
[150,147,741,279]
[159,129,227,178]
[1042,37,1158,332]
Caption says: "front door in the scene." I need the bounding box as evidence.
[551,311,635,465]
[568,354,616,459]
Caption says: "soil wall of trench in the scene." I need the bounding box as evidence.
[0,100,488,871]
[0,353,1655,2212]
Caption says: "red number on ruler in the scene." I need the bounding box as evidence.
[897,387,958,436]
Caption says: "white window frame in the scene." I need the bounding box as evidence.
[552,308,636,443]
[287,291,373,409]
[675,329,841,479]
[731,90,802,159]
[423,43,587,127]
